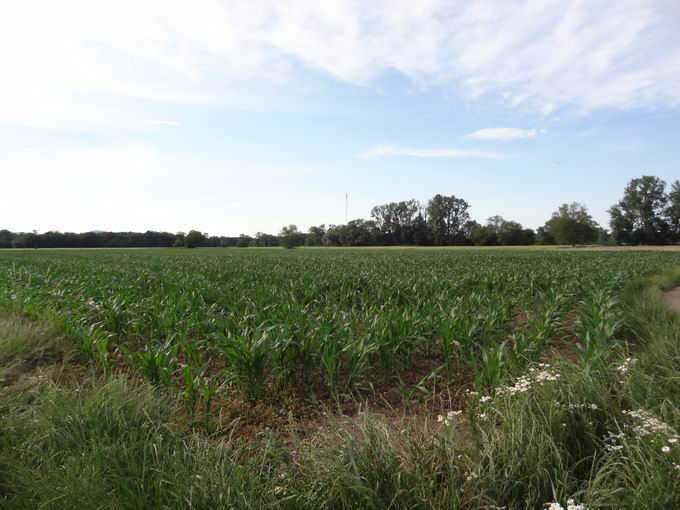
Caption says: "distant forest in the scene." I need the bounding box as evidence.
[2,175,678,249]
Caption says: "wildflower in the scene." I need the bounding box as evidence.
[437,415,444,422]
[669,437,678,444]
[480,395,492,403]
[615,357,635,376]
[662,446,671,453]
[566,499,587,510]
[623,409,676,437]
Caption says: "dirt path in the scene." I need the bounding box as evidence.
[663,287,680,313]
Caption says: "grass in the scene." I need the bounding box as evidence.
[2,252,680,508]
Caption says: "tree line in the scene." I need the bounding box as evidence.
[1,175,678,249]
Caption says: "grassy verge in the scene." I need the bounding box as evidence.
[2,267,680,509]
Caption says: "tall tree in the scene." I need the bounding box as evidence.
[668,180,680,243]
[546,202,598,246]
[425,194,470,245]
[279,224,304,249]
[370,199,421,244]
[306,225,326,246]
[184,230,206,248]
[609,176,669,244]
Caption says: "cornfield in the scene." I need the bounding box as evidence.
[2,248,678,404]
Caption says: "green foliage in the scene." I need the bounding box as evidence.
[2,252,680,508]
[279,224,304,249]
[425,194,470,245]
[546,202,599,246]
[609,175,671,244]
[2,248,680,403]
[184,230,207,248]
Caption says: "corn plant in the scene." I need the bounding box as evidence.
[574,287,622,370]
[219,329,273,401]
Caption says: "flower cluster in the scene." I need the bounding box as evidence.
[556,402,599,411]
[437,410,462,426]
[496,363,560,397]
[603,430,625,452]
[604,410,679,455]
[623,409,676,438]
[545,499,587,510]
[615,357,635,376]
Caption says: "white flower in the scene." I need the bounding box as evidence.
[566,499,587,510]
[437,415,444,423]
[662,446,671,453]
[480,395,492,403]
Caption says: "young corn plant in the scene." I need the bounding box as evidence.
[574,288,622,371]
[219,329,273,401]
[121,341,177,388]
[320,340,343,397]
[474,341,507,391]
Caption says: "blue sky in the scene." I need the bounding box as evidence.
[2,1,679,236]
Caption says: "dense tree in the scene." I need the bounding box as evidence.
[306,225,326,246]
[411,213,432,245]
[323,219,379,247]
[253,232,280,247]
[0,230,13,249]
[370,199,423,245]
[536,226,556,245]
[609,176,669,244]
[546,203,598,246]
[184,230,206,248]
[279,224,304,249]
[469,216,535,246]
[668,180,680,243]
[426,194,470,245]
[235,234,252,248]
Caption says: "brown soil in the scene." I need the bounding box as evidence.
[663,287,680,313]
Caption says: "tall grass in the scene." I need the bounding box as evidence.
[2,252,680,508]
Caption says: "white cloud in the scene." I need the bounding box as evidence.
[1,0,680,129]
[465,128,545,141]
[360,143,509,160]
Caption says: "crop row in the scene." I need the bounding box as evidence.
[2,248,678,414]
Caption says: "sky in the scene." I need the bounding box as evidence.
[1,0,680,236]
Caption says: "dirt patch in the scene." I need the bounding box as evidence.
[663,287,680,313]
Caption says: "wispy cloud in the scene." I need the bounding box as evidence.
[1,1,680,129]
[359,144,510,160]
[465,128,545,141]
[147,120,180,127]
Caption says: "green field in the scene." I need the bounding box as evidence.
[2,248,678,397]
[2,248,680,508]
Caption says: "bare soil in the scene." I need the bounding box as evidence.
[663,287,680,313]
